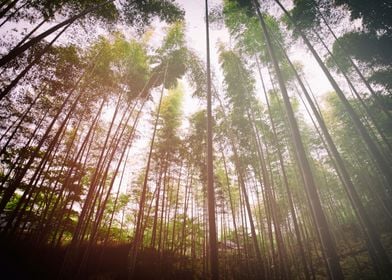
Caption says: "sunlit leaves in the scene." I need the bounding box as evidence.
[82,33,150,100]
[222,0,285,64]
[150,22,188,90]
[155,83,184,158]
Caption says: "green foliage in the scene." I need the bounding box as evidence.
[150,22,188,90]
[286,0,392,91]
[329,32,392,70]
[286,0,319,33]
[25,0,185,29]
[369,70,392,91]
[222,0,285,63]
[4,193,21,211]
[81,33,151,101]
[187,110,207,183]
[1,1,392,279]
[327,31,392,90]
[121,0,185,33]
[27,0,118,21]
[334,0,392,34]
[323,92,392,223]
[155,84,184,158]
[185,51,207,99]
[225,0,254,17]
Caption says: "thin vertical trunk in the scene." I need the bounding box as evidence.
[1,85,85,230]
[215,94,264,277]
[171,162,183,250]
[0,79,49,157]
[0,0,18,18]
[0,0,114,71]
[313,2,392,120]
[158,167,170,254]
[314,32,392,155]
[72,95,122,246]
[205,0,219,279]
[0,23,71,110]
[0,55,98,212]
[0,107,49,195]
[255,55,310,280]
[128,66,167,279]
[278,36,392,276]
[38,99,105,244]
[253,1,344,278]
[220,147,241,255]
[273,0,392,188]
[151,163,164,248]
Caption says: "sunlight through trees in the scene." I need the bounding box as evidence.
[0,0,391,279]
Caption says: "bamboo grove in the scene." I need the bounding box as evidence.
[0,0,391,279]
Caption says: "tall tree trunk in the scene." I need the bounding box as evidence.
[273,0,392,188]
[128,67,167,279]
[274,22,392,277]
[72,95,122,246]
[0,0,113,70]
[0,55,99,212]
[204,0,219,279]
[255,55,311,280]
[220,148,241,255]
[151,162,164,248]
[171,162,183,250]
[253,1,344,278]
[313,2,392,120]
[314,32,392,155]
[0,23,71,99]
[0,0,18,18]
[0,79,49,157]
[0,1,28,28]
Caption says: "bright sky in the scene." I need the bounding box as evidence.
[173,0,336,112]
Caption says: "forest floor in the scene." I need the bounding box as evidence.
[0,237,196,280]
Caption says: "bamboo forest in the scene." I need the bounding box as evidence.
[0,0,391,279]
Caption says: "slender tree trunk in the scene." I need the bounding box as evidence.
[38,99,105,244]
[0,54,98,212]
[151,162,164,248]
[171,162,183,250]
[128,67,167,279]
[0,1,27,27]
[0,0,113,70]
[314,2,392,120]
[314,32,392,155]
[0,79,49,157]
[0,108,49,195]
[253,1,344,278]
[277,31,392,277]
[0,0,18,18]
[0,85,84,221]
[204,0,219,279]
[255,55,311,280]
[273,0,392,188]
[220,148,241,255]
[0,23,71,99]
[72,95,122,246]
